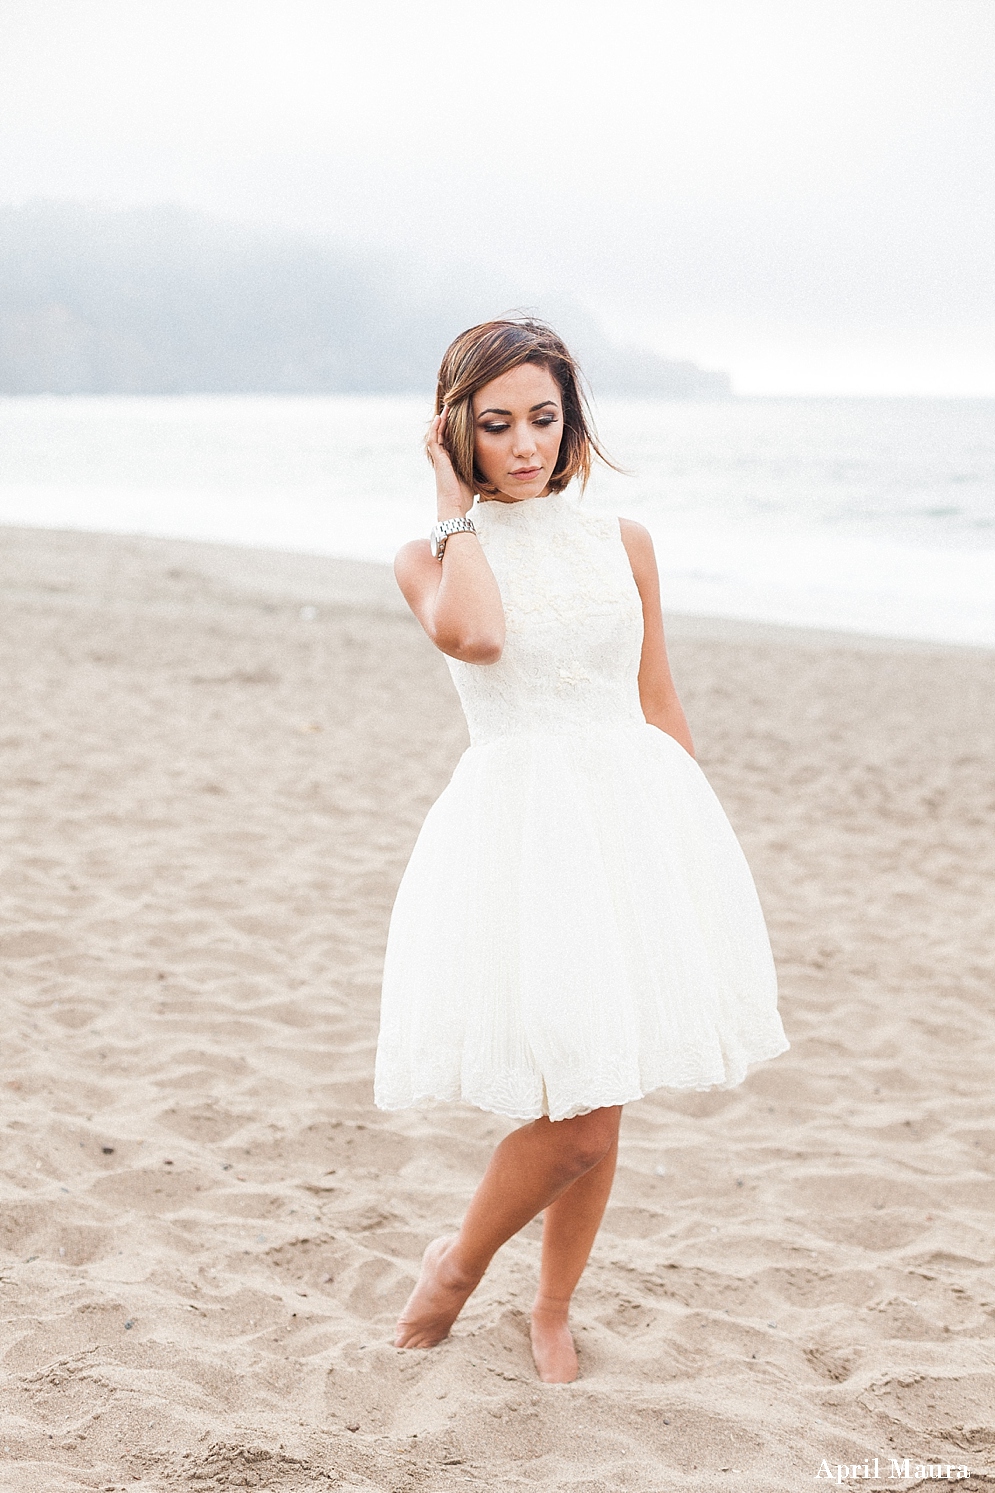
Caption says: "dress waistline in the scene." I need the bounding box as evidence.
[465,716,649,750]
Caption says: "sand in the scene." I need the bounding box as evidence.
[1,523,993,1493]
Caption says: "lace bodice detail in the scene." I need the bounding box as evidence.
[445,490,645,745]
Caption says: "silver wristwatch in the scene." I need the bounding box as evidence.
[430,515,476,559]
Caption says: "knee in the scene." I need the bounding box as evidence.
[553,1108,619,1178]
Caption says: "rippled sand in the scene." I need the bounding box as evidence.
[1,525,993,1492]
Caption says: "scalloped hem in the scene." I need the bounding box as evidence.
[374,1034,791,1123]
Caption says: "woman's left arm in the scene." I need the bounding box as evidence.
[619,518,696,759]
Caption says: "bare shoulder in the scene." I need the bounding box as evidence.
[391,531,430,576]
[394,536,433,573]
[394,536,435,593]
[617,518,659,584]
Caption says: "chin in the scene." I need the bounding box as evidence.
[503,481,548,502]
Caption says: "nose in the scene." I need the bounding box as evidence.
[511,421,537,458]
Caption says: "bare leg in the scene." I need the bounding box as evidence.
[395,1106,621,1351]
[531,1126,620,1382]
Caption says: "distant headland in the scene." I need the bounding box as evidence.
[0,202,731,399]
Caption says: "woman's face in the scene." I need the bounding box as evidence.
[471,363,564,502]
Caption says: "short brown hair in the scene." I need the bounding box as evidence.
[434,317,615,494]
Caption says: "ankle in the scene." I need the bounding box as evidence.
[440,1238,485,1292]
[531,1293,572,1324]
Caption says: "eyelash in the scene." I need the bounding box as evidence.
[481,416,558,434]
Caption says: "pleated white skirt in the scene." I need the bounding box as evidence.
[374,722,788,1122]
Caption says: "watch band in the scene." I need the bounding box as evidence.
[430,515,476,560]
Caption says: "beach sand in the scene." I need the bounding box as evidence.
[1,524,993,1493]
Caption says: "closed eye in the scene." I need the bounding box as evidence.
[480,415,558,434]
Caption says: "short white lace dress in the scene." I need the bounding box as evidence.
[374,489,788,1122]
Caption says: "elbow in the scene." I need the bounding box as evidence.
[433,627,504,664]
[463,636,503,664]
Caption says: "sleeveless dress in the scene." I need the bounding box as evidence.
[374,489,788,1122]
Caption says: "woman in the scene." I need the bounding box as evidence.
[374,318,788,1384]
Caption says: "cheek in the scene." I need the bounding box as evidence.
[473,434,503,478]
[542,424,565,459]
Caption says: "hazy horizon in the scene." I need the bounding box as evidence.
[1,0,993,396]
[0,200,736,398]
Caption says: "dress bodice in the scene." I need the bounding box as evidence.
[445,489,646,745]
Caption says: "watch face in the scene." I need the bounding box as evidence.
[430,529,441,558]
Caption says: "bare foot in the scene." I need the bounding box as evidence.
[394,1236,480,1349]
[530,1303,579,1383]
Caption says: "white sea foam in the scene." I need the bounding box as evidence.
[640,525,995,646]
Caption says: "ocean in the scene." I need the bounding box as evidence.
[1,393,993,647]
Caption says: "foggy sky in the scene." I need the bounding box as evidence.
[1,0,993,394]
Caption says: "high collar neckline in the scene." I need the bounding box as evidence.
[474,490,572,519]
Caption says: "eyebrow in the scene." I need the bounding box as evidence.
[477,400,559,417]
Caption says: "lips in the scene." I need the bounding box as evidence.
[510,467,542,479]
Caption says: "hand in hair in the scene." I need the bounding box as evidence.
[426,407,474,520]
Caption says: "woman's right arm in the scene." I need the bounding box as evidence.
[393,409,505,664]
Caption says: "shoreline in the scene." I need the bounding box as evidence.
[3,520,992,657]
